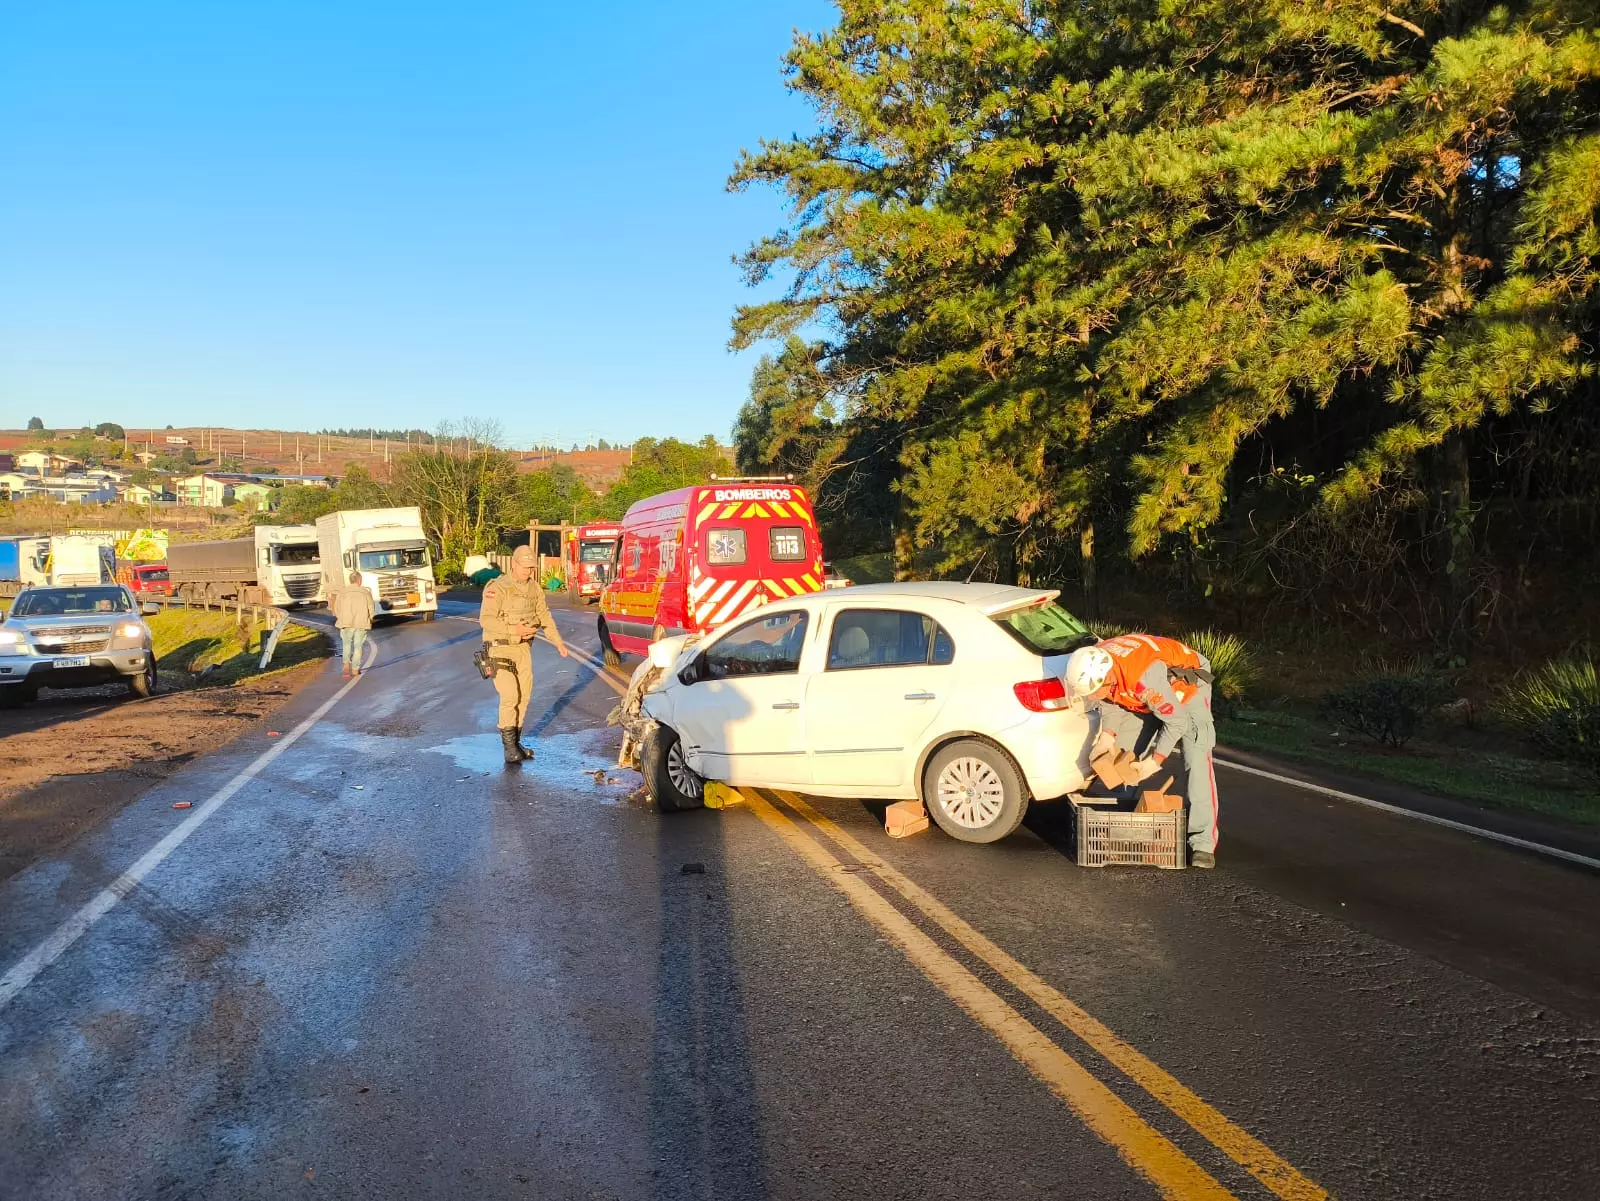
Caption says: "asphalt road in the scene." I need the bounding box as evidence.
[2,599,1597,1200]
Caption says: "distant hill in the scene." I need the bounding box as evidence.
[0,428,664,491]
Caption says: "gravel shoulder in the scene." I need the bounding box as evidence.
[0,659,325,886]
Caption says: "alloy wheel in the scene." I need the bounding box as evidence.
[936,757,1006,829]
[665,739,703,798]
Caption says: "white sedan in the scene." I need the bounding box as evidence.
[634,582,1097,843]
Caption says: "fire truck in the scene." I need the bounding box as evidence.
[564,523,622,604]
[597,480,826,665]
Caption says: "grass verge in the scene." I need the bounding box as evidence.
[150,609,328,689]
[1220,707,1600,827]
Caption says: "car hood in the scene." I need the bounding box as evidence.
[6,613,127,631]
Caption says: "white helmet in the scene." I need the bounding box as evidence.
[1064,645,1114,697]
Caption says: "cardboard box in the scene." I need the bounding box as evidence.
[1091,749,1141,790]
[1137,791,1183,814]
[885,800,930,838]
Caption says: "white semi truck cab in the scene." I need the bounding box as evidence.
[255,525,324,605]
[315,507,438,620]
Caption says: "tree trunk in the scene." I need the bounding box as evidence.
[892,493,915,581]
[1439,430,1473,646]
[1079,520,1099,619]
[996,537,1019,586]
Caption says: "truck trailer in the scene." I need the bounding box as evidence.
[48,535,115,586]
[315,507,437,620]
[166,526,325,607]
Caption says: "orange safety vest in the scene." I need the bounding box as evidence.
[1099,633,1206,715]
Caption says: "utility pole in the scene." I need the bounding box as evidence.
[384,436,389,464]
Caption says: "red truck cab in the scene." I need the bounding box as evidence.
[597,481,825,664]
[118,562,173,598]
[564,524,622,604]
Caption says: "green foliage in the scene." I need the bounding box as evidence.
[594,436,731,519]
[27,416,43,430]
[95,422,125,439]
[1183,629,1260,717]
[516,463,595,526]
[1498,658,1600,773]
[732,0,1600,614]
[1319,670,1450,748]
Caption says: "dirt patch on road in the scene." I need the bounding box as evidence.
[0,660,323,885]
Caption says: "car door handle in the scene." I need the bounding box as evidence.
[772,701,800,710]
[904,691,936,701]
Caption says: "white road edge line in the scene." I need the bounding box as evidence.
[0,670,364,1013]
[1216,758,1600,871]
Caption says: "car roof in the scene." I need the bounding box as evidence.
[818,581,1060,615]
[748,581,1059,618]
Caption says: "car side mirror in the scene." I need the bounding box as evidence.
[678,654,706,687]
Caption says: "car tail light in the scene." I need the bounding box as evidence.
[1013,678,1070,712]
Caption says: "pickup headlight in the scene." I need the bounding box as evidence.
[0,629,24,648]
[110,622,147,650]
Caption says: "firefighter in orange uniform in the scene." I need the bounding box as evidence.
[1064,634,1219,868]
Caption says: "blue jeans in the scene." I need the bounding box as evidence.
[340,627,368,673]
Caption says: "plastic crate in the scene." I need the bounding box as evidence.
[1072,800,1186,869]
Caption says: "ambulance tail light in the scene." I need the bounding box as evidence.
[1013,678,1070,712]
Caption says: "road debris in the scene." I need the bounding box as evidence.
[171,801,193,810]
[703,782,745,809]
[680,862,706,875]
[884,800,929,838]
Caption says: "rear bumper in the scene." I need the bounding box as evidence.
[0,648,148,689]
[995,711,1092,801]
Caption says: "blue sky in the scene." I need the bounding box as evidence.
[0,1,832,448]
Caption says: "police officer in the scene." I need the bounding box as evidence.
[480,545,570,764]
[1064,634,1219,868]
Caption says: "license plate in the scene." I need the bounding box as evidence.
[54,655,91,668]
[405,593,420,606]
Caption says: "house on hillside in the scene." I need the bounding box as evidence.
[123,483,173,505]
[165,435,190,446]
[38,476,118,504]
[0,472,42,501]
[268,473,331,488]
[230,481,278,511]
[133,451,160,465]
[18,450,81,475]
[174,473,235,507]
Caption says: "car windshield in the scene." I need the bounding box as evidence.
[993,601,1094,655]
[579,540,615,563]
[273,543,320,566]
[358,545,428,571]
[12,587,132,617]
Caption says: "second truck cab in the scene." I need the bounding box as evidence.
[565,524,621,604]
[315,507,438,620]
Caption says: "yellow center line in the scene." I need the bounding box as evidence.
[743,788,1234,1200]
[769,790,1327,1201]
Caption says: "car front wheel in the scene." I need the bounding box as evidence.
[923,739,1028,844]
[128,654,158,698]
[640,724,704,813]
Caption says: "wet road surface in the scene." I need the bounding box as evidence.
[2,600,1597,1199]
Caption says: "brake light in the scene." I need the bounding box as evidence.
[1013,678,1070,712]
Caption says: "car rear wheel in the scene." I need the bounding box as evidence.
[128,654,158,698]
[598,618,622,668]
[923,739,1028,844]
[640,724,704,812]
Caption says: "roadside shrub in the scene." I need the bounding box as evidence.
[1183,629,1259,716]
[1497,659,1600,774]
[1319,669,1449,748]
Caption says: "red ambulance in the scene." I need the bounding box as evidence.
[564,523,622,604]
[597,481,826,664]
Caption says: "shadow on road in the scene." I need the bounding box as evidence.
[648,810,771,1201]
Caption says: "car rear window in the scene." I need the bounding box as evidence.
[993,602,1094,655]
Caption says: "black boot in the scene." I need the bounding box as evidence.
[516,734,534,761]
[500,728,523,766]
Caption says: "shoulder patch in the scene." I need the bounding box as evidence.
[1154,700,1175,717]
